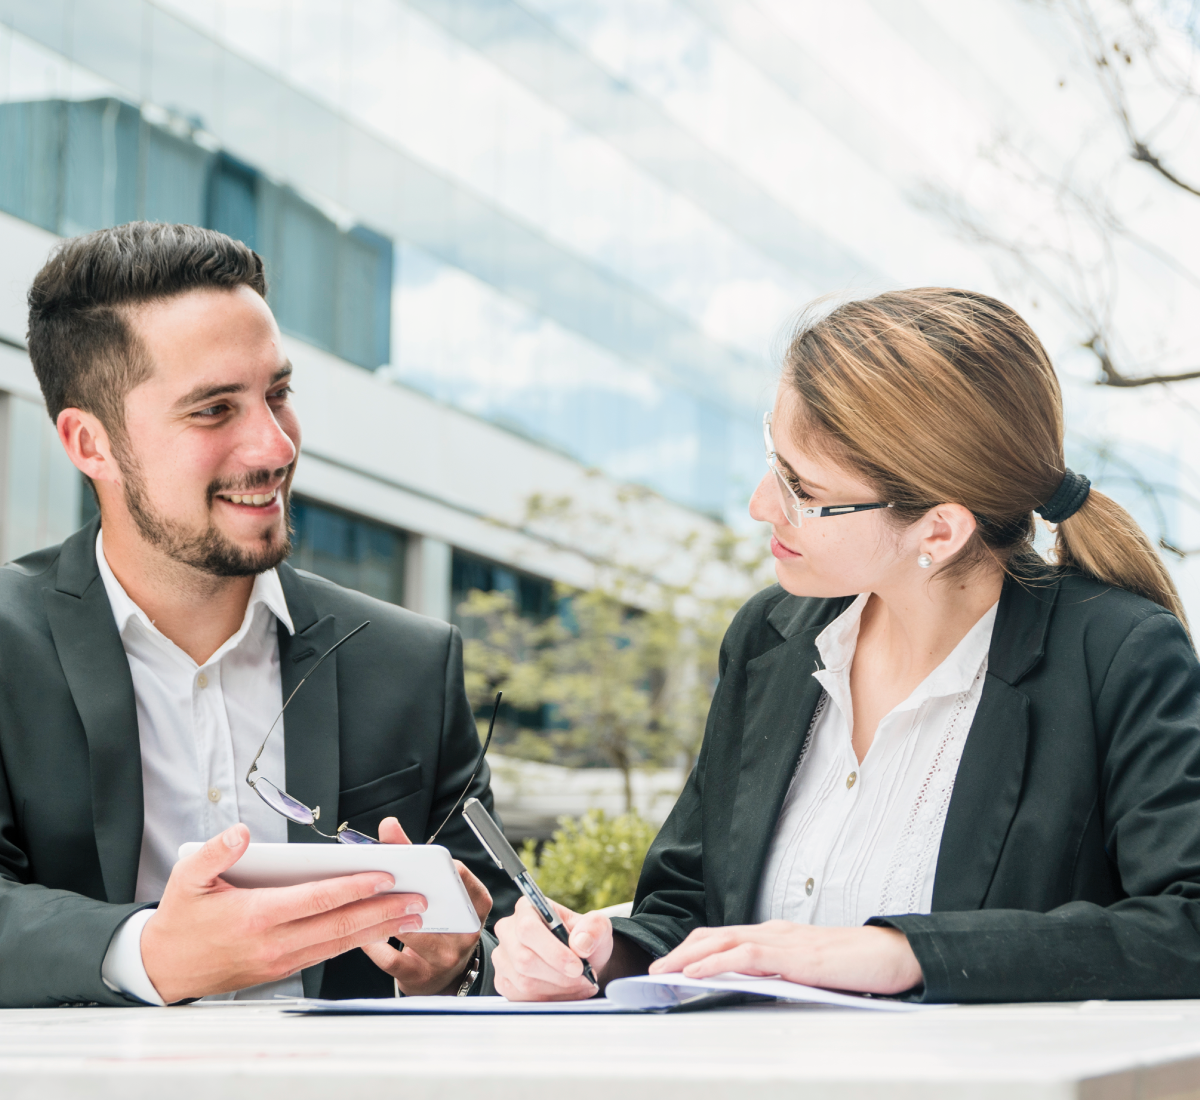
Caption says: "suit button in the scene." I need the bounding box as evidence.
[847,771,857,789]
[208,788,221,803]
[805,877,814,896]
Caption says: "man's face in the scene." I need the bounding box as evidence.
[113,286,300,576]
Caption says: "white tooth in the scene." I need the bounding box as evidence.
[230,495,242,504]
[252,494,266,505]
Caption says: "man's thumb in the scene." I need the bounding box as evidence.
[186,823,249,886]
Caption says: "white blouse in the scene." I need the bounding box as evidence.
[754,594,999,927]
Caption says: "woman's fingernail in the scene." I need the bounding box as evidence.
[222,826,242,848]
[574,934,594,954]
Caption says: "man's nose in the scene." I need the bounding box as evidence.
[237,400,297,472]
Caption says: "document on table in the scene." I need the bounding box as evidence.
[288,972,934,1015]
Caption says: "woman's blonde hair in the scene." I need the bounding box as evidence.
[783,288,1187,627]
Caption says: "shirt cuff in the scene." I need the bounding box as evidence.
[101,908,167,1006]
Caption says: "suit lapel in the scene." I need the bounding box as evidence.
[930,675,1029,910]
[44,519,143,904]
[721,624,830,925]
[276,565,343,1001]
[275,564,341,847]
[931,563,1057,911]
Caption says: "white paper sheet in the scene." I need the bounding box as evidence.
[604,973,937,1012]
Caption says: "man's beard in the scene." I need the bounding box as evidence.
[121,461,293,578]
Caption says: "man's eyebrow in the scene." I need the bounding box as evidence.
[173,364,292,410]
[174,381,245,409]
[779,455,828,493]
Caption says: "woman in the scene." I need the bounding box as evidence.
[492,288,1200,1003]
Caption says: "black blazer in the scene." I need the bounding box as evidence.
[0,518,519,1007]
[612,558,1200,1002]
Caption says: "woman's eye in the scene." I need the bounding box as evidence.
[784,472,814,502]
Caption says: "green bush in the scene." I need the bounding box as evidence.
[520,809,658,913]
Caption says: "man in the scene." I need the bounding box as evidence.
[0,222,518,1007]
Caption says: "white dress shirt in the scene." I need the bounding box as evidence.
[754,594,998,927]
[94,530,303,1004]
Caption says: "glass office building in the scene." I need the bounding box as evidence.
[1,0,1194,618]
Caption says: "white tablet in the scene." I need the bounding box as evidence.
[176,842,481,934]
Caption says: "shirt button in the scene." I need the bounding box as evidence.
[208,788,221,803]
[805,877,814,896]
[846,771,857,789]
[197,673,209,689]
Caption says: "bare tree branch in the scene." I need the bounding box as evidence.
[1082,333,1200,385]
[1129,139,1200,196]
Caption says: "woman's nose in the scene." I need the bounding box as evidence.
[749,472,782,526]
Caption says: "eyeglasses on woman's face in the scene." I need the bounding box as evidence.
[763,411,894,530]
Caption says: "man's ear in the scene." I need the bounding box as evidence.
[56,408,121,487]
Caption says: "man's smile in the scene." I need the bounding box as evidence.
[214,487,280,509]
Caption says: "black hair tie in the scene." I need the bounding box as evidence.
[1036,469,1091,524]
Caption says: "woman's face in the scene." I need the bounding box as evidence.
[749,390,917,599]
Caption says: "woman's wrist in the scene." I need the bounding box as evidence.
[595,932,652,992]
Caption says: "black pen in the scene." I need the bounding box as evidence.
[462,797,598,987]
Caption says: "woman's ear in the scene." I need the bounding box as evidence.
[916,503,978,568]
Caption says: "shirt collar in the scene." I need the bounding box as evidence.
[814,592,998,710]
[95,529,295,649]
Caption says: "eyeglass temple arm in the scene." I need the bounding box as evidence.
[245,620,371,784]
[427,691,502,845]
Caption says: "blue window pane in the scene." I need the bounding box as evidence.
[207,154,258,250]
[61,98,139,235]
[289,496,406,606]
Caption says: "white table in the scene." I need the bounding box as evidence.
[4,999,1200,1099]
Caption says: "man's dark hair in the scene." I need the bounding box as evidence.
[27,222,267,439]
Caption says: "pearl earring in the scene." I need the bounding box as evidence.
[917,553,933,569]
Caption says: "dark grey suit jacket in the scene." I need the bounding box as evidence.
[613,558,1200,1002]
[0,517,519,1007]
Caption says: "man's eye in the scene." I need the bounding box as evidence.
[268,386,293,401]
[194,404,228,419]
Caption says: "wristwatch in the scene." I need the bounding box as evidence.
[455,939,483,997]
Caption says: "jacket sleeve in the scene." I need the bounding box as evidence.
[0,784,148,1006]
[872,610,1200,1002]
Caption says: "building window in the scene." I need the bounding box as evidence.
[0,97,392,370]
[451,549,554,625]
[289,496,406,606]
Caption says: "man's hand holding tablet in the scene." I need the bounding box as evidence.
[145,817,493,1003]
[359,816,492,996]
[142,821,428,1004]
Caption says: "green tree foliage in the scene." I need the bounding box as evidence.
[519,810,659,912]
[460,488,771,810]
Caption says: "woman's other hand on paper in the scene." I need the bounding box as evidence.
[493,897,611,1001]
[650,921,923,996]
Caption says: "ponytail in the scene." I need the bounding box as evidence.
[1055,489,1188,631]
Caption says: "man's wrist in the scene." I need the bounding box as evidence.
[101,908,167,1006]
[454,938,483,996]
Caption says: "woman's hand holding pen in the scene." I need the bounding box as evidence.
[493,898,612,1001]
[650,921,923,996]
